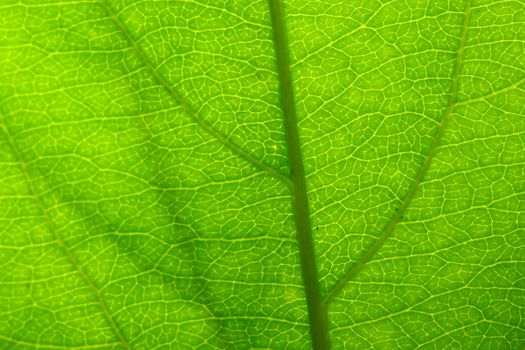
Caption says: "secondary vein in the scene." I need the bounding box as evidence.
[323,0,473,306]
[99,0,291,188]
[0,122,131,350]
[268,1,330,349]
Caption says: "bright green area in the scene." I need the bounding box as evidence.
[0,0,524,349]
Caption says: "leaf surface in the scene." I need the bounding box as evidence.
[0,0,524,349]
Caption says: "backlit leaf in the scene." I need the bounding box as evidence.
[1,0,524,349]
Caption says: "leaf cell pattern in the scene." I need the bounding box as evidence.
[0,0,524,349]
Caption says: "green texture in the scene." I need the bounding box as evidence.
[0,0,524,349]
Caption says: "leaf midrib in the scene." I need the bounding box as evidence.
[3,0,476,348]
[102,0,331,347]
[99,0,474,347]
[269,1,330,349]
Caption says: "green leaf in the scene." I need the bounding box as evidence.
[1,0,524,349]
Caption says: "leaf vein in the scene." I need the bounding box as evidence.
[323,0,473,306]
[0,121,131,350]
[99,0,291,187]
[268,1,330,348]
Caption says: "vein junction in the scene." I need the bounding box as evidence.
[99,0,291,188]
